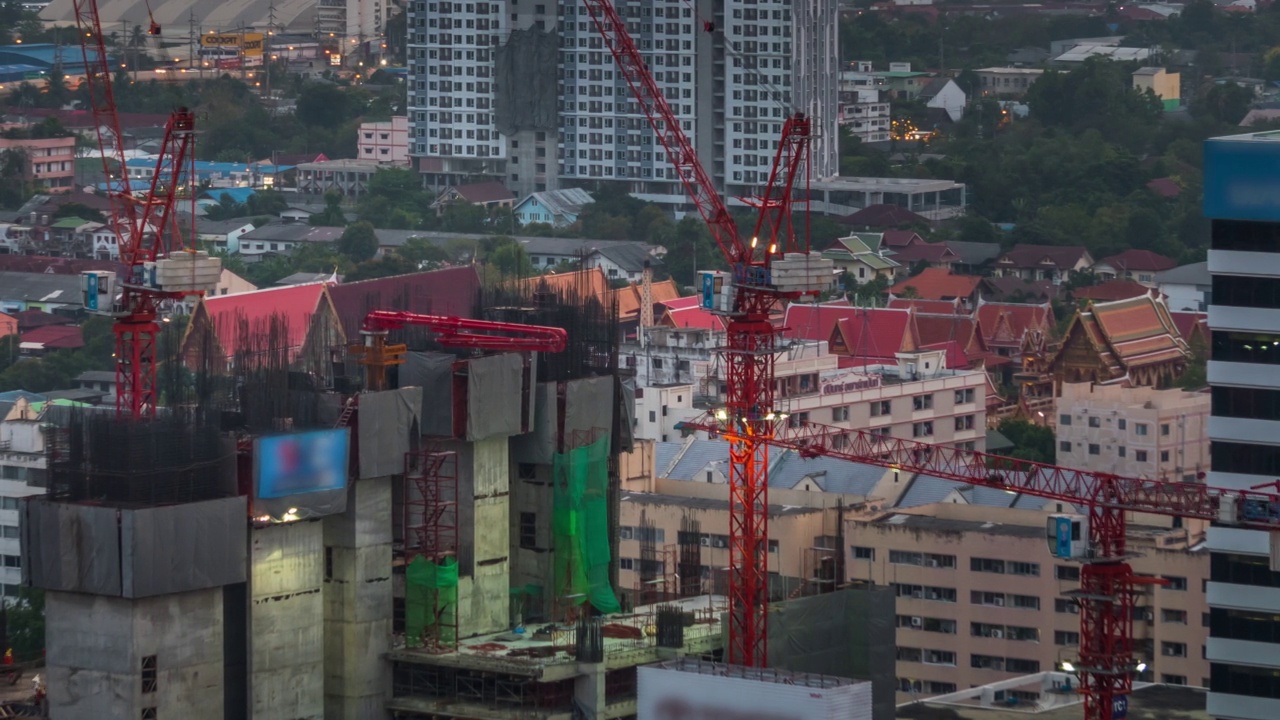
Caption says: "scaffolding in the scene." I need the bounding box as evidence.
[677,516,703,598]
[404,447,459,651]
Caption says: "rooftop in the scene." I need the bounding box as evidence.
[889,268,981,301]
[1155,261,1209,286]
[901,680,1208,720]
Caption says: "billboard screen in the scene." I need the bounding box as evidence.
[255,428,349,499]
[1204,135,1280,222]
[201,32,264,56]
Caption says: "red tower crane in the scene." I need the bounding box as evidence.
[676,415,1280,720]
[579,0,831,667]
[72,0,202,420]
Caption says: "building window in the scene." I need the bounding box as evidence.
[970,558,1006,574]
[1118,419,1126,430]
[1162,609,1188,624]
[913,394,933,411]
[141,655,157,693]
[1056,565,1081,581]
[141,710,157,720]
[1059,414,1071,426]
[955,388,974,404]
[1088,444,1100,455]
[955,415,975,431]
[1088,416,1100,428]
[1055,630,1080,645]
[1163,575,1188,591]
[832,406,849,422]
[852,546,874,560]
[1161,423,1170,436]
[1135,423,1149,436]
[1009,561,1040,577]
[1161,641,1187,657]
[1135,450,1149,463]
[619,558,634,570]
[912,421,933,438]
[1060,441,1072,452]
[1055,598,1080,614]
[519,512,537,549]
[1162,674,1186,686]
[870,400,890,417]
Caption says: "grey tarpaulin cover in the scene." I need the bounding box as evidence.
[564,376,614,440]
[493,28,558,135]
[401,351,455,437]
[511,381,558,464]
[120,496,248,598]
[768,586,896,720]
[466,352,524,440]
[358,387,423,479]
[22,499,121,595]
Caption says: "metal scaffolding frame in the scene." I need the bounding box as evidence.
[404,446,459,651]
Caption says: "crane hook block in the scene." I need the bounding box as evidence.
[702,21,715,32]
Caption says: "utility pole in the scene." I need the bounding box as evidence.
[265,2,277,110]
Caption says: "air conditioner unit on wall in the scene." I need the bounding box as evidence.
[911,616,923,627]
[699,538,710,547]
[992,630,1003,639]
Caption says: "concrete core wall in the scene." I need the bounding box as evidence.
[509,458,554,622]
[324,476,393,720]
[250,520,324,720]
[452,435,511,638]
[46,588,225,720]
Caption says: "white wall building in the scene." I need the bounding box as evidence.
[407,0,840,206]
[1157,262,1210,312]
[0,398,55,600]
[839,87,890,143]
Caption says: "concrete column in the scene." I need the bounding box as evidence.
[574,661,607,718]
[250,521,324,720]
[323,476,393,720]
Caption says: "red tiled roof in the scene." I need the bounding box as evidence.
[914,313,989,363]
[451,181,516,204]
[780,301,859,343]
[657,296,725,331]
[889,243,959,265]
[838,204,929,228]
[920,340,971,369]
[888,268,981,301]
[975,301,1053,349]
[882,230,925,248]
[1097,249,1178,273]
[1073,280,1153,303]
[1146,177,1182,198]
[996,244,1090,270]
[886,297,962,314]
[830,311,914,361]
[1169,311,1208,345]
[609,279,681,321]
[20,324,83,349]
[196,283,330,360]
[1071,294,1190,371]
[328,266,481,340]
[0,255,124,275]
[13,309,74,331]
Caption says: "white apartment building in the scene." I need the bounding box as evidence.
[0,398,52,600]
[358,116,409,165]
[625,327,987,450]
[407,0,839,203]
[1055,383,1209,482]
[839,87,890,143]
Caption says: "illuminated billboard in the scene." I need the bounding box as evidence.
[201,32,265,56]
[254,428,349,500]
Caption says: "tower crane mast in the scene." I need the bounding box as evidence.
[679,415,1280,720]
[72,0,205,420]
[580,0,830,668]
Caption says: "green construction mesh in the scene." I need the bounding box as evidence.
[552,435,620,614]
[405,555,460,647]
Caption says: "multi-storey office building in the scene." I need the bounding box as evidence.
[406,0,839,202]
[1203,131,1280,720]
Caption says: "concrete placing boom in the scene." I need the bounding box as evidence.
[579,0,831,668]
[678,413,1280,720]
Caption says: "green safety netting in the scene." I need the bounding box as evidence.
[405,555,459,647]
[552,435,621,614]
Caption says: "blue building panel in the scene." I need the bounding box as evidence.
[1204,131,1280,221]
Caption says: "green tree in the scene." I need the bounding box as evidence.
[310,192,347,227]
[6,587,43,662]
[338,221,379,263]
[489,241,533,277]
[996,418,1055,464]
[661,216,725,288]
[397,236,451,270]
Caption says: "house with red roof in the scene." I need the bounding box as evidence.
[888,268,982,308]
[181,283,344,373]
[1073,280,1155,303]
[837,204,930,229]
[993,244,1093,284]
[655,296,725,332]
[888,242,961,271]
[19,324,83,354]
[1049,294,1190,388]
[1091,250,1177,288]
[1169,311,1209,348]
[913,312,995,369]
